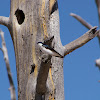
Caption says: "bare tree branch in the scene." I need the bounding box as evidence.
[95,0,100,25]
[64,26,98,56]
[35,36,54,99]
[0,16,9,27]
[95,0,100,43]
[96,58,100,69]
[70,12,100,68]
[70,13,93,29]
[0,47,3,52]
[0,29,16,100]
[95,0,100,69]
[70,13,100,40]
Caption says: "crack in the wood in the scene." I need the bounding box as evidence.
[30,64,35,74]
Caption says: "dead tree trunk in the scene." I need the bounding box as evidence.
[10,0,64,100]
[0,0,98,100]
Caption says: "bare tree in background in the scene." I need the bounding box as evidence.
[69,0,100,68]
[0,0,99,100]
[95,0,100,68]
[0,30,16,100]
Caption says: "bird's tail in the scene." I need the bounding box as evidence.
[55,55,64,58]
[60,55,64,58]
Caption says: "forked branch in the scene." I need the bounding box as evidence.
[64,26,99,56]
[0,30,16,100]
[35,36,54,99]
[70,12,100,68]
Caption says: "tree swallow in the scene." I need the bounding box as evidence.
[37,42,64,58]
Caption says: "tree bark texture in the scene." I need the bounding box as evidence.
[9,0,64,100]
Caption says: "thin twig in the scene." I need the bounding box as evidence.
[96,59,100,69]
[95,0,100,26]
[95,0,100,43]
[0,47,3,52]
[95,0,100,69]
[70,13,93,29]
[64,26,98,56]
[0,29,16,100]
[70,13,100,40]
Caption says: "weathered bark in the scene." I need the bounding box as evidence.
[9,0,64,100]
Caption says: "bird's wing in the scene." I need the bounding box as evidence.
[42,44,63,58]
[42,44,56,52]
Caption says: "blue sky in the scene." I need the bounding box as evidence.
[0,0,100,100]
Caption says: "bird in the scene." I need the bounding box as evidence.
[37,42,64,58]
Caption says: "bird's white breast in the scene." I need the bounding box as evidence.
[42,47,54,55]
[38,43,60,57]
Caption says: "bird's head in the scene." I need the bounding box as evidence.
[37,42,43,46]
